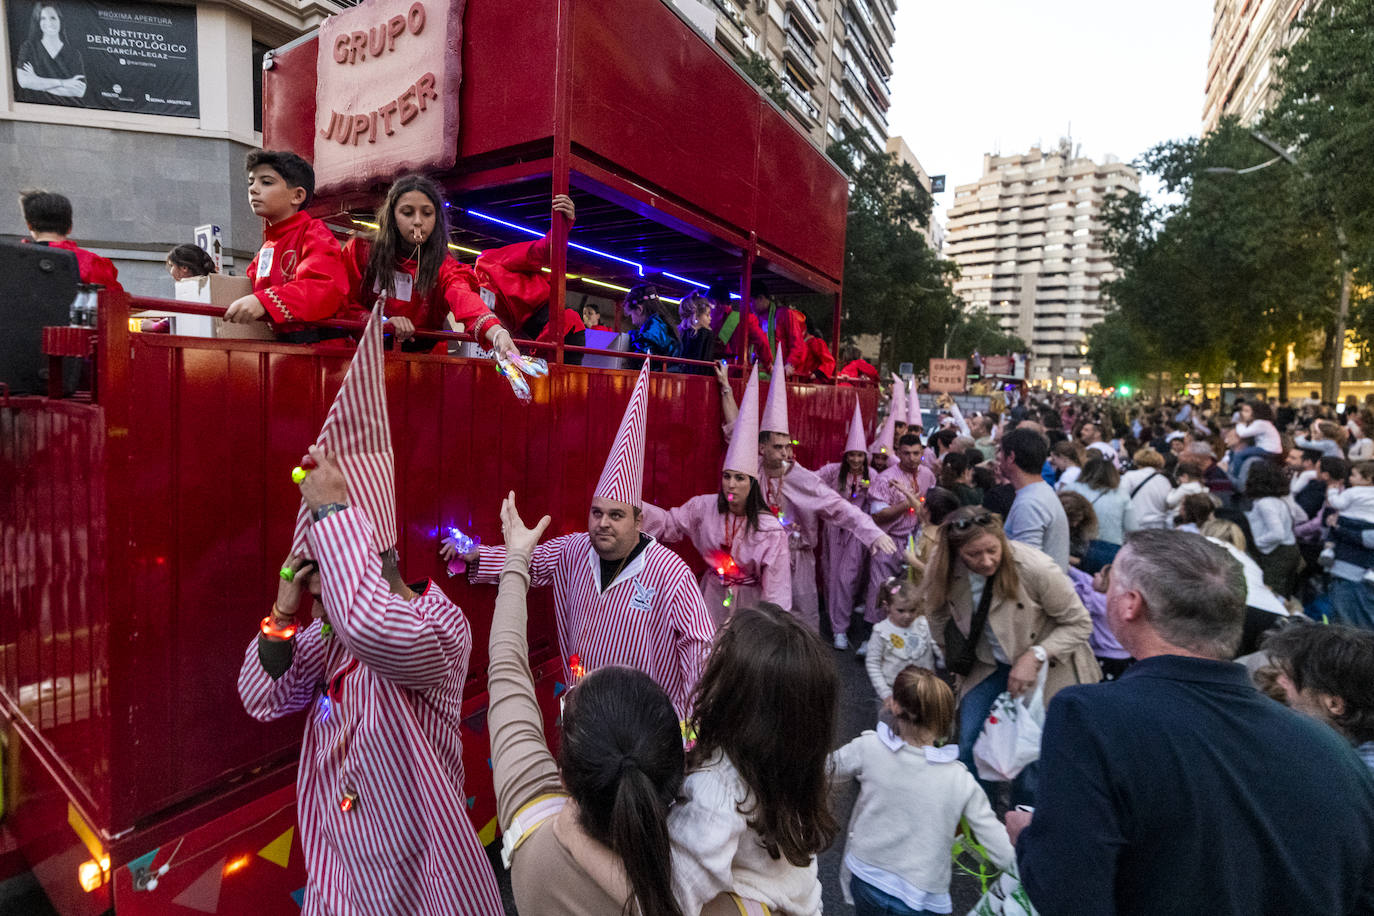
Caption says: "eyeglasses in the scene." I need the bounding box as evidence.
[948,512,995,532]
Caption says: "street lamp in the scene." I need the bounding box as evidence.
[1204,131,1352,403]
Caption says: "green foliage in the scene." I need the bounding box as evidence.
[1100,118,1338,387]
[737,51,789,108]
[816,128,1015,370]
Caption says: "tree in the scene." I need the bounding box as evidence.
[807,128,1006,371]
[736,52,788,108]
[1099,118,1337,394]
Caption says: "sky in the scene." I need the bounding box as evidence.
[885,0,1213,223]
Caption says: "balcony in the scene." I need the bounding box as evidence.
[786,0,825,40]
[782,80,820,124]
[844,1,877,47]
[712,0,757,56]
[783,26,822,80]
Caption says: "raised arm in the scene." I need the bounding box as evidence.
[486,493,563,830]
[238,554,329,720]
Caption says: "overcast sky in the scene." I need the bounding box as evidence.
[885,0,1213,222]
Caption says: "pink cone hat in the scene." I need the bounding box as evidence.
[290,302,396,557]
[724,363,762,478]
[761,344,789,436]
[908,381,923,429]
[845,399,867,455]
[890,374,906,428]
[870,401,896,458]
[594,361,651,507]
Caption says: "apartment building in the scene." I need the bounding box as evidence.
[701,0,897,151]
[1203,0,1312,132]
[1,0,344,294]
[944,141,1138,388]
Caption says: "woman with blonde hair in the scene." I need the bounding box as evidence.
[1120,447,1173,529]
[923,507,1100,804]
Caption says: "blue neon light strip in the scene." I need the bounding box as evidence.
[465,208,645,275]
[662,272,709,289]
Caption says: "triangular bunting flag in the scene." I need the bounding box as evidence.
[466,796,476,810]
[257,827,294,869]
[553,682,566,696]
[171,857,225,913]
[125,847,158,879]
[478,817,498,846]
[290,886,306,908]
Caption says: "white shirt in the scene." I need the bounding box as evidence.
[670,753,821,915]
[831,726,1015,911]
[1054,465,1082,492]
[1246,496,1306,554]
[1328,485,1374,525]
[1236,419,1283,454]
[1120,468,1173,529]
[865,617,941,698]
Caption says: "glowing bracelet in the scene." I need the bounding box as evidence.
[260,615,299,641]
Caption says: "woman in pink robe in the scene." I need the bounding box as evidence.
[816,449,875,646]
[642,472,790,626]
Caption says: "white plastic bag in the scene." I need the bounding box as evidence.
[968,872,1038,916]
[972,662,1048,782]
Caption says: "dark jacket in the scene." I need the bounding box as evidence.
[1018,655,1374,916]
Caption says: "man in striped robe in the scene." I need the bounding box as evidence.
[239,305,502,915]
[454,361,716,717]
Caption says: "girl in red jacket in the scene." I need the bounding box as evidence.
[343,174,516,355]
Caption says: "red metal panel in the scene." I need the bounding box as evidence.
[755,111,849,282]
[457,0,560,161]
[262,38,320,162]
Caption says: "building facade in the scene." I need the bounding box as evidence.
[885,135,941,251]
[0,0,344,295]
[1202,0,1313,133]
[697,0,897,151]
[944,141,1138,388]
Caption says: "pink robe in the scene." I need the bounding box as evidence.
[816,462,876,634]
[238,509,502,916]
[761,463,887,632]
[641,494,791,625]
[469,533,715,717]
[865,463,936,622]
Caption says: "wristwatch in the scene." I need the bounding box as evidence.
[312,502,349,522]
[1030,645,1048,665]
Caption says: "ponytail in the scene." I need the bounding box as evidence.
[609,765,685,916]
[557,667,685,916]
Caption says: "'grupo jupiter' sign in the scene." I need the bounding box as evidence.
[313,0,464,194]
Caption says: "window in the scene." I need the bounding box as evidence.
[253,41,270,133]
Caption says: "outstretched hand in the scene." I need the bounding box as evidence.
[552,194,576,226]
[500,491,551,555]
[871,534,898,556]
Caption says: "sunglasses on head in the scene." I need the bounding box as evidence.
[949,512,994,532]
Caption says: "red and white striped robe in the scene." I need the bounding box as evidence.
[239,509,502,916]
[471,533,715,717]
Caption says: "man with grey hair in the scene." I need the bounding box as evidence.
[1008,529,1374,916]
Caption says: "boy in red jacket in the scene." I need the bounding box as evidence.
[224,150,348,337]
[19,189,125,296]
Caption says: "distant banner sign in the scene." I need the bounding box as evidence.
[928,358,967,393]
[7,0,198,117]
[982,355,1015,376]
[930,175,946,194]
[313,0,464,195]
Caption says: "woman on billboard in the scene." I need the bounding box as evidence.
[15,3,87,100]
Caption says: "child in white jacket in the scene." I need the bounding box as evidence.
[1166,461,1208,510]
[865,577,942,700]
[1323,461,1374,585]
[830,666,1015,913]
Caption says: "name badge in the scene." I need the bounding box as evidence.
[480,287,496,309]
[256,244,275,278]
[372,272,414,302]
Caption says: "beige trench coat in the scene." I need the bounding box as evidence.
[927,540,1102,701]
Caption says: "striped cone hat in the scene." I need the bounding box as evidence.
[761,344,789,437]
[845,398,867,455]
[593,360,651,507]
[723,363,762,479]
[290,303,396,556]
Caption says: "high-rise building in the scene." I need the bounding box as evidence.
[884,136,940,250]
[1203,0,1312,133]
[690,0,898,151]
[944,141,1139,388]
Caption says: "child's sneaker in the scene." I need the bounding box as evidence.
[1362,568,1374,589]
[1319,545,1336,570]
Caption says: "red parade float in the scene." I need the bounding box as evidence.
[0,0,870,911]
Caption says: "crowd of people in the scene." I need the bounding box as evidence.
[24,151,1374,913]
